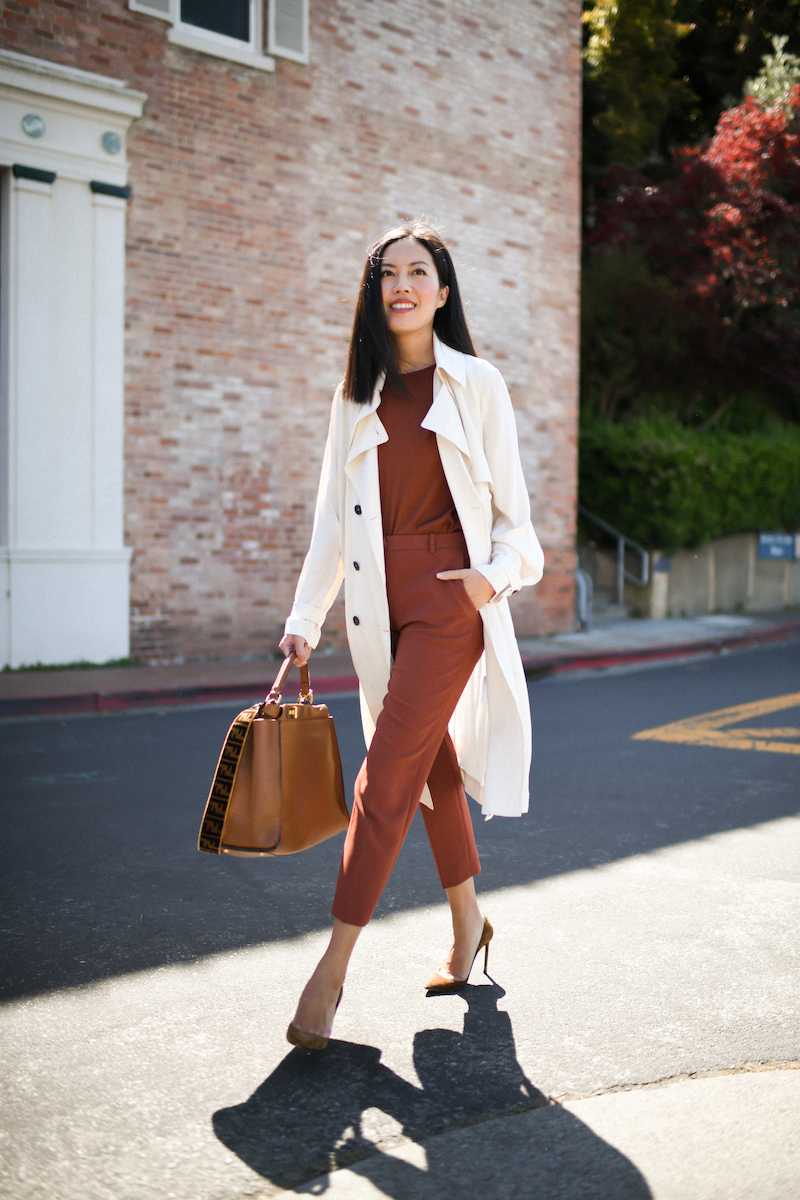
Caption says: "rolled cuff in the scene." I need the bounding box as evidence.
[474,561,513,603]
[284,615,322,649]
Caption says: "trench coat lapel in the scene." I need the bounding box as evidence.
[421,338,471,458]
[345,386,387,581]
[426,341,494,486]
[421,376,471,458]
[345,393,385,465]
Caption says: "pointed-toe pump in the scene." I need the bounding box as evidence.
[425,915,493,994]
[286,987,343,1052]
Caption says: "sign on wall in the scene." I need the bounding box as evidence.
[758,533,799,561]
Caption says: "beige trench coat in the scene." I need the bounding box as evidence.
[284,336,544,818]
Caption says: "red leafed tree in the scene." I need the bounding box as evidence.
[584,86,800,424]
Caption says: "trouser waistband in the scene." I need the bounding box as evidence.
[383,532,465,553]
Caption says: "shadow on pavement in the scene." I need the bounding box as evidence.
[1,641,798,1000]
[213,983,652,1197]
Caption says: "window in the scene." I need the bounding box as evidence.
[180,0,251,43]
[128,0,308,68]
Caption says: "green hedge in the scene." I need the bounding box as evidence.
[579,418,800,553]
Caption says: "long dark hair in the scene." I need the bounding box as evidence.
[343,221,477,404]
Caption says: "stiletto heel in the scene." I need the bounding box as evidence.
[425,915,493,993]
[286,987,343,1051]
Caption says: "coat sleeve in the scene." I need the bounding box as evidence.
[283,390,346,648]
[473,367,544,603]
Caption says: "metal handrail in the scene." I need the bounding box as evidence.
[575,567,594,631]
[578,506,649,606]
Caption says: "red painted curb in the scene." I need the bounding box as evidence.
[521,621,800,678]
[0,674,361,718]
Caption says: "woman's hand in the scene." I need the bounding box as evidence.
[436,568,495,610]
[279,633,311,666]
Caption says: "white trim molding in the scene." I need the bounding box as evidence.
[0,49,146,118]
[0,51,146,667]
[0,49,145,185]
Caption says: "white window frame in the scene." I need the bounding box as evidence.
[171,0,266,68]
[128,0,308,69]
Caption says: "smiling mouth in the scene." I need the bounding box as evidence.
[390,302,415,311]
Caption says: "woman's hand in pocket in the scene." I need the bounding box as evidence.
[436,568,495,610]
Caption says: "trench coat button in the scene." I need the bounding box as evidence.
[354,504,362,515]
[352,616,360,625]
[353,561,360,570]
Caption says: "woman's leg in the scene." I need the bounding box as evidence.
[419,733,486,978]
[420,732,480,889]
[442,877,487,981]
[290,917,361,1037]
[290,539,482,1035]
[417,734,484,979]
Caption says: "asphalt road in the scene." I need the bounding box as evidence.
[1,641,798,1198]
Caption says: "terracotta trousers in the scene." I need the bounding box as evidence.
[331,531,485,927]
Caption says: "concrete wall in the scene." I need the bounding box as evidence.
[612,533,800,619]
[3,0,582,663]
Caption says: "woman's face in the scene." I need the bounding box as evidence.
[380,238,449,341]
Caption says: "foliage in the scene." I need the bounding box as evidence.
[0,657,141,673]
[668,2,800,147]
[745,35,800,109]
[583,1,800,184]
[579,417,800,551]
[583,0,694,167]
[581,249,709,420]
[582,85,800,424]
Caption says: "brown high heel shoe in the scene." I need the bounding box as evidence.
[425,915,493,993]
[286,987,343,1051]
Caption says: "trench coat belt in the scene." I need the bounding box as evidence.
[382,531,466,554]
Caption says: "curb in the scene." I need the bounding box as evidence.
[1,619,798,719]
[520,619,800,679]
[0,673,360,719]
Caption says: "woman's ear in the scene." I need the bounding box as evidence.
[437,285,450,309]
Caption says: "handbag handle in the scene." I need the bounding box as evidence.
[266,654,312,704]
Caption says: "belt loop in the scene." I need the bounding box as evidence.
[429,533,435,554]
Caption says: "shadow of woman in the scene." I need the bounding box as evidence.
[213,983,652,1197]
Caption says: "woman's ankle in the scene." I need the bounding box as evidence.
[304,959,344,997]
[453,905,483,940]
[444,877,480,926]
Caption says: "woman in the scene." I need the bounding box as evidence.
[280,221,543,1050]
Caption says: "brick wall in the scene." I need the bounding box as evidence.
[2,0,581,661]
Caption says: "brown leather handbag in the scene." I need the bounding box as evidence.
[197,656,349,857]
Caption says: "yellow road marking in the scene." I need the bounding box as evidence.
[633,692,800,755]
[728,728,800,739]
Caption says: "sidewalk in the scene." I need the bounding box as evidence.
[287,1067,800,1199]
[2,632,798,1199]
[2,611,799,717]
[518,610,800,675]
